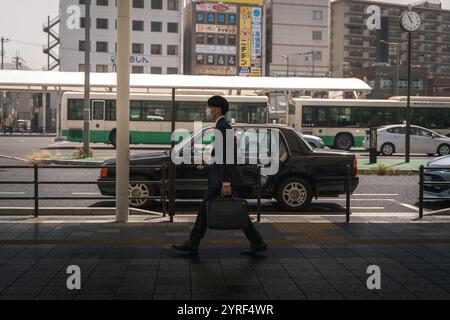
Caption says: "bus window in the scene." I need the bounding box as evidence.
[227,102,246,123]
[68,99,84,120]
[177,102,206,122]
[247,104,267,124]
[143,101,171,121]
[105,100,116,121]
[302,106,314,126]
[130,100,142,121]
[316,108,328,127]
[92,101,104,120]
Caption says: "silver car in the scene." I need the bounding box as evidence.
[302,134,326,149]
[362,125,450,156]
[424,155,450,200]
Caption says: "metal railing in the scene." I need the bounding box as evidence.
[419,165,450,219]
[0,164,167,217]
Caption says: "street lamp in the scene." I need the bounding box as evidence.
[380,40,407,96]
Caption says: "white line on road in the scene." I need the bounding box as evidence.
[320,198,396,201]
[350,207,384,210]
[0,154,27,162]
[353,194,399,196]
[0,192,25,195]
[72,192,101,195]
[396,202,420,212]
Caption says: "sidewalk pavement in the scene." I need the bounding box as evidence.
[1,213,450,300]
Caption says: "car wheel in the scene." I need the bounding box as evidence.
[381,143,395,156]
[437,144,450,156]
[276,177,312,211]
[334,134,353,151]
[128,176,155,209]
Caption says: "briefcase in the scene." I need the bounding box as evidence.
[207,197,250,230]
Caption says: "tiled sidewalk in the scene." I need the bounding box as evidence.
[1,215,450,300]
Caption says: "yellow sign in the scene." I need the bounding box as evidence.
[239,7,252,74]
[206,0,264,5]
[197,65,237,75]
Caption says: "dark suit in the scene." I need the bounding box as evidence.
[189,117,263,247]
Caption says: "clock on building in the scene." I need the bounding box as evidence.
[399,11,422,32]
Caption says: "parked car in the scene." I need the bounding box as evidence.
[423,155,450,200]
[98,124,359,211]
[302,134,326,149]
[362,124,450,156]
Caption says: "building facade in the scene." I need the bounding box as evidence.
[330,0,450,81]
[265,0,330,77]
[183,0,264,76]
[59,0,183,74]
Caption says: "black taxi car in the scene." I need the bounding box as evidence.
[98,124,359,211]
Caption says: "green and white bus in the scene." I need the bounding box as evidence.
[61,92,269,146]
[289,96,450,150]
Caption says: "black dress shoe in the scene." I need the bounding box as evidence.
[240,241,268,256]
[172,241,198,256]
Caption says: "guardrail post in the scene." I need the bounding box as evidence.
[257,165,262,223]
[419,165,424,219]
[161,164,167,217]
[346,164,351,223]
[34,164,39,218]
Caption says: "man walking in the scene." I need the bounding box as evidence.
[172,95,267,256]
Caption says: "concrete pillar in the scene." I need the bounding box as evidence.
[116,0,130,223]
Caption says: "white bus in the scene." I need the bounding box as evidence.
[289,96,450,150]
[61,92,269,146]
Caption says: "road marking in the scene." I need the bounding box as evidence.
[350,207,384,210]
[353,194,399,196]
[321,198,396,201]
[0,192,25,195]
[72,192,101,195]
[396,202,420,212]
[0,154,27,162]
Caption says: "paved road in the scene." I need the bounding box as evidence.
[0,136,448,214]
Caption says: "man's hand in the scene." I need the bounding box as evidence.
[222,183,232,197]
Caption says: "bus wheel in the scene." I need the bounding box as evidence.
[437,144,450,156]
[334,134,353,151]
[110,130,117,149]
[276,177,312,212]
[381,143,395,156]
[129,176,154,209]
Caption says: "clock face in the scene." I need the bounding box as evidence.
[400,11,422,32]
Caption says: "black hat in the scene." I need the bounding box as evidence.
[207,95,229,115]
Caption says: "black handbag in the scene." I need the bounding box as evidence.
[207,196,250,230]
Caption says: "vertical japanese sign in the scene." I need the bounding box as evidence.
[251,7,262,76]
[239,7,252,76]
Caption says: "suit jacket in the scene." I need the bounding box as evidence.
[208,117,235,188]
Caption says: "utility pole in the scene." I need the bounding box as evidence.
[1,37,9,125]
[83,0,91,157]
[1,37,9,69]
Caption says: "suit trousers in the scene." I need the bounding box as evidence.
[189,187,263,247]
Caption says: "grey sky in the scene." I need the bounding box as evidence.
[0,0,449,70]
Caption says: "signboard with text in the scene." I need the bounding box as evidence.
[196,45,237,55]
[205,0,264,6]
[195,24,237,34]
[239,7,252,76]
[196,3,237,13]
[197,65,237,75]
[251,7,262,76]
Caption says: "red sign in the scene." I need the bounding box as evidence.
[213,4,229,12]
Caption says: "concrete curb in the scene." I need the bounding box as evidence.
[36,159,106,166]
[358,169,419,176]
[0,207,163,216]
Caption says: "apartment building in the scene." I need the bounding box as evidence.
[59,0,183,74]
[265,0,330,77]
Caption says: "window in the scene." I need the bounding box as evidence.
[92,101,104,120]
[96,41,108,52]
[167,22,178,33]
[313,10,322,20]
[97,0,108,6]
[143,101,171,121]
[96,18,108,29]
[313,51,322,61]
[80,17,89,28]
[132,43,144,54]
[207,13,215,24]
[217,55,225,65]
[196,54,204,64]
[207,34,215,45]
[79,40,85,52]
[167,45,178,56]
[79,0,86,4]
[130,101,143,121]
[196,33,205,44]
[68,99,84,120]
[132,0,144,8]
[381,79,392,89]
[168,0,179,10]
[151,0,162,9]
[105,100,116,121]
[78,64,85,72]
[167,67,178,74]
[228,55,235,65]
[217,34,226,45]
[196,13,204,23]
[132,20,144,31]
[151,67,162,74]
[218,13,226,24]
[228,35,236,46]
[151,44,162,55]
[207,54,215,65]
[132,66,144,73]
[228,14,236,25]
[312,31,322,40]
[151,21,162,32]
